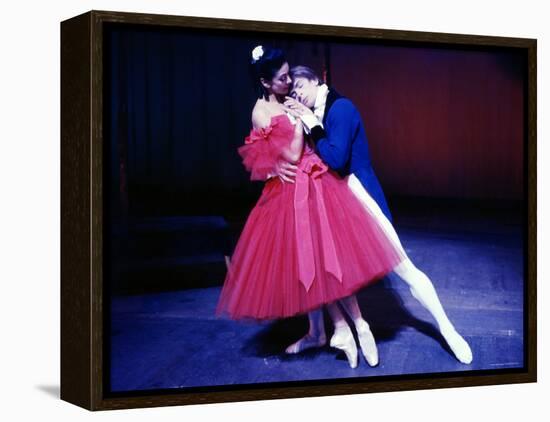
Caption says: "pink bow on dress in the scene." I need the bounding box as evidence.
[294,153,343,291]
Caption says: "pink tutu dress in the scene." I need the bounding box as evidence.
[216,113,405,320]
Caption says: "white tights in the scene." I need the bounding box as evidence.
[285,175,473,364]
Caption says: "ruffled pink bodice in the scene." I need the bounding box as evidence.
[238,114,295,181]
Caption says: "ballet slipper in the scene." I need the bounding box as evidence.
[330,326,358,369]
[356,321,379,367]
[285,333,327,354]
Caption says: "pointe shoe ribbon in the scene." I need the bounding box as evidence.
[294,154,343,291]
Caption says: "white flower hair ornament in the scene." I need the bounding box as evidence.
[251,45,264,63]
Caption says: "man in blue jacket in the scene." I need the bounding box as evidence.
[288,68,392,222]
[278,66,472,366]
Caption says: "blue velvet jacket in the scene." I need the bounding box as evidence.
[310,88,393,222]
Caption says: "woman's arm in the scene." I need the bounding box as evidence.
[280,118,304,164]
[252,106,304,164]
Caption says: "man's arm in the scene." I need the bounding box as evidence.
[310,99,358,171]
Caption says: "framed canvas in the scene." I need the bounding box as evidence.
[60,10,536,411]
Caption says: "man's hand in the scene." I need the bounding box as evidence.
[284,97,314,118]
[274,159,298,184]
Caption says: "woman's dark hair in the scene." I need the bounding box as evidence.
[249,46,287,101]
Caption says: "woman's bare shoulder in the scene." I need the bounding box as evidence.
[251,99,272,129]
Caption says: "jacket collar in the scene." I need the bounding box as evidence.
[322,87,343,125]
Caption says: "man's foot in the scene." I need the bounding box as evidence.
[441,328,473,364]
[285,333,327,354]
[356,320,379,367]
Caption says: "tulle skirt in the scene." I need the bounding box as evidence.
[216,169,405,320]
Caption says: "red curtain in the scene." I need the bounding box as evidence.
[331,44,524,200]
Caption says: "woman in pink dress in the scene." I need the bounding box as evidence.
[216,46,406,368]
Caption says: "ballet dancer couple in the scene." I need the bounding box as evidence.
[216,45,472,368]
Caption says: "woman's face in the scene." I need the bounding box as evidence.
[262,62,291,96]
[290,76,319,108]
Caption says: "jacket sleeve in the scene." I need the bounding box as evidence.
[311,99,358,171]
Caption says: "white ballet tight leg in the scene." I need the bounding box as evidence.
[339,295,367,326]
[285,310,327,354]
[339,295,379,366]
[326,303,358,368]
[393,260,451,328]
[392,260,473,364]
[346,174,473,364]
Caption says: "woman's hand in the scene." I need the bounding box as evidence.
[284,97,314,118]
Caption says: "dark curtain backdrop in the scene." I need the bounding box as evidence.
[106,26,525,223]
[107,26,326,220]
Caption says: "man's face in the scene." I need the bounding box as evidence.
[290,76,319,108]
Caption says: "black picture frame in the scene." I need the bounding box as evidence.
[60,9,536,411]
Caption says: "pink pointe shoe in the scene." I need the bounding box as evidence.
[330,327,358,369]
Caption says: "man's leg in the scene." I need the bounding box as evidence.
[391,259,472,363]
[347,174,473,364]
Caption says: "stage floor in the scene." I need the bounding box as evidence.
[108,205,525,392]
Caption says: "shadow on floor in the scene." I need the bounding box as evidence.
[243,278,451,359]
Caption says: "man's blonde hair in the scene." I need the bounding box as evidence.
[290,65,320,83]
